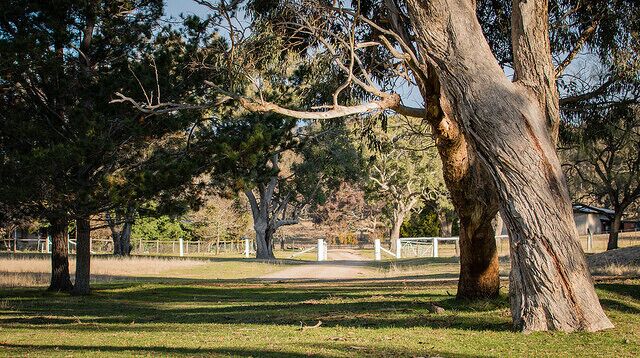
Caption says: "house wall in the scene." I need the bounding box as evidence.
[573,213,602,235]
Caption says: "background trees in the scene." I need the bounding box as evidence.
[366,117,451,247]
[562,105,640,249]
[0,0,211,293]
[205,117,363,259]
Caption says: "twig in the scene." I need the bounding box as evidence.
[299,320,323,331]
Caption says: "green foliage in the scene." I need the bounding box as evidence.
[131,215,194,242]
[400,209,441,238]
[0,1,214,223]
[365,117,452,227]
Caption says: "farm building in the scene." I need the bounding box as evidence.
[495,204,639,236]
[572,204,640,235]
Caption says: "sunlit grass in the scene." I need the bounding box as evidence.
[0,279,638,357]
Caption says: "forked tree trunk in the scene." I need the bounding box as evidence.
[72,217,91,295]
[253,218,276,260]
[407,0,613,332]
[48,218,73,292]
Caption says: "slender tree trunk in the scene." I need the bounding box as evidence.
[121,220,133,255]
[407,0,613,332]
[107,211,123,256]
[426,100,501,300]
[112,229,122,255]
[607,213,623,250]
[438,211,453,237]
[390,212,405,242]
[48,218,73,292]
[72,217,91,295]
[442,138,500,300]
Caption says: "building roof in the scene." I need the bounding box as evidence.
[573,204,615,216]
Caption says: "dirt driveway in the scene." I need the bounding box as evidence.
[259,249,374,281]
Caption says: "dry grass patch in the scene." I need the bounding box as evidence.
[0,255,208,287]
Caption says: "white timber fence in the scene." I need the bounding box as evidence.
[286,238,328,261]
[395,236,461,259]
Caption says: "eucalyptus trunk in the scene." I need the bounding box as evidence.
[119,221,133,256]
[47,218,73,292]
[407,0,612,332]
[435,125,501,300]
[390,211,405,242]
[438,211,453,237]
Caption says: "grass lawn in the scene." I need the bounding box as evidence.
[0,277,638,357]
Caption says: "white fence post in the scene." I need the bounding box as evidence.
[374,239,381,261]
[396,239,402,259]
[317,239,325,261]
[432,238,439,258]
[244,238,250,258]
[587,232,593,252]
[179,238,184,257]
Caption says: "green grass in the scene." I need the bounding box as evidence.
[1,277,639,357]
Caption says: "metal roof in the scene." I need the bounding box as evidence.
[572,204,615,215]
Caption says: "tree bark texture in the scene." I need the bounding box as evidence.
[72,217,91,295]
[420,83,501,299]
[407,0,612,332]
[47,218,73,292]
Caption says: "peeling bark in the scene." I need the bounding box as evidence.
[432,114,501,300]
[406,0,612,332]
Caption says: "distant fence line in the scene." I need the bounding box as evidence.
[3,231,639,257]
[0,237,252,256]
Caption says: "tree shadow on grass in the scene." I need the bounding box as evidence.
[596,282,640,301]
[0,283,512,332]
[0,342,487,357]
[598,298,640,314]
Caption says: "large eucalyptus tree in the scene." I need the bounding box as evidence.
[115,0,640,331]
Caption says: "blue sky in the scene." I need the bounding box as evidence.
[165,0,210,19]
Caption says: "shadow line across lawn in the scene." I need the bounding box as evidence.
[0,281,512,332]
[0,342,488,358]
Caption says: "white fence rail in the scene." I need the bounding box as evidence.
[1,236,252,256]
[398,236,460,258]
